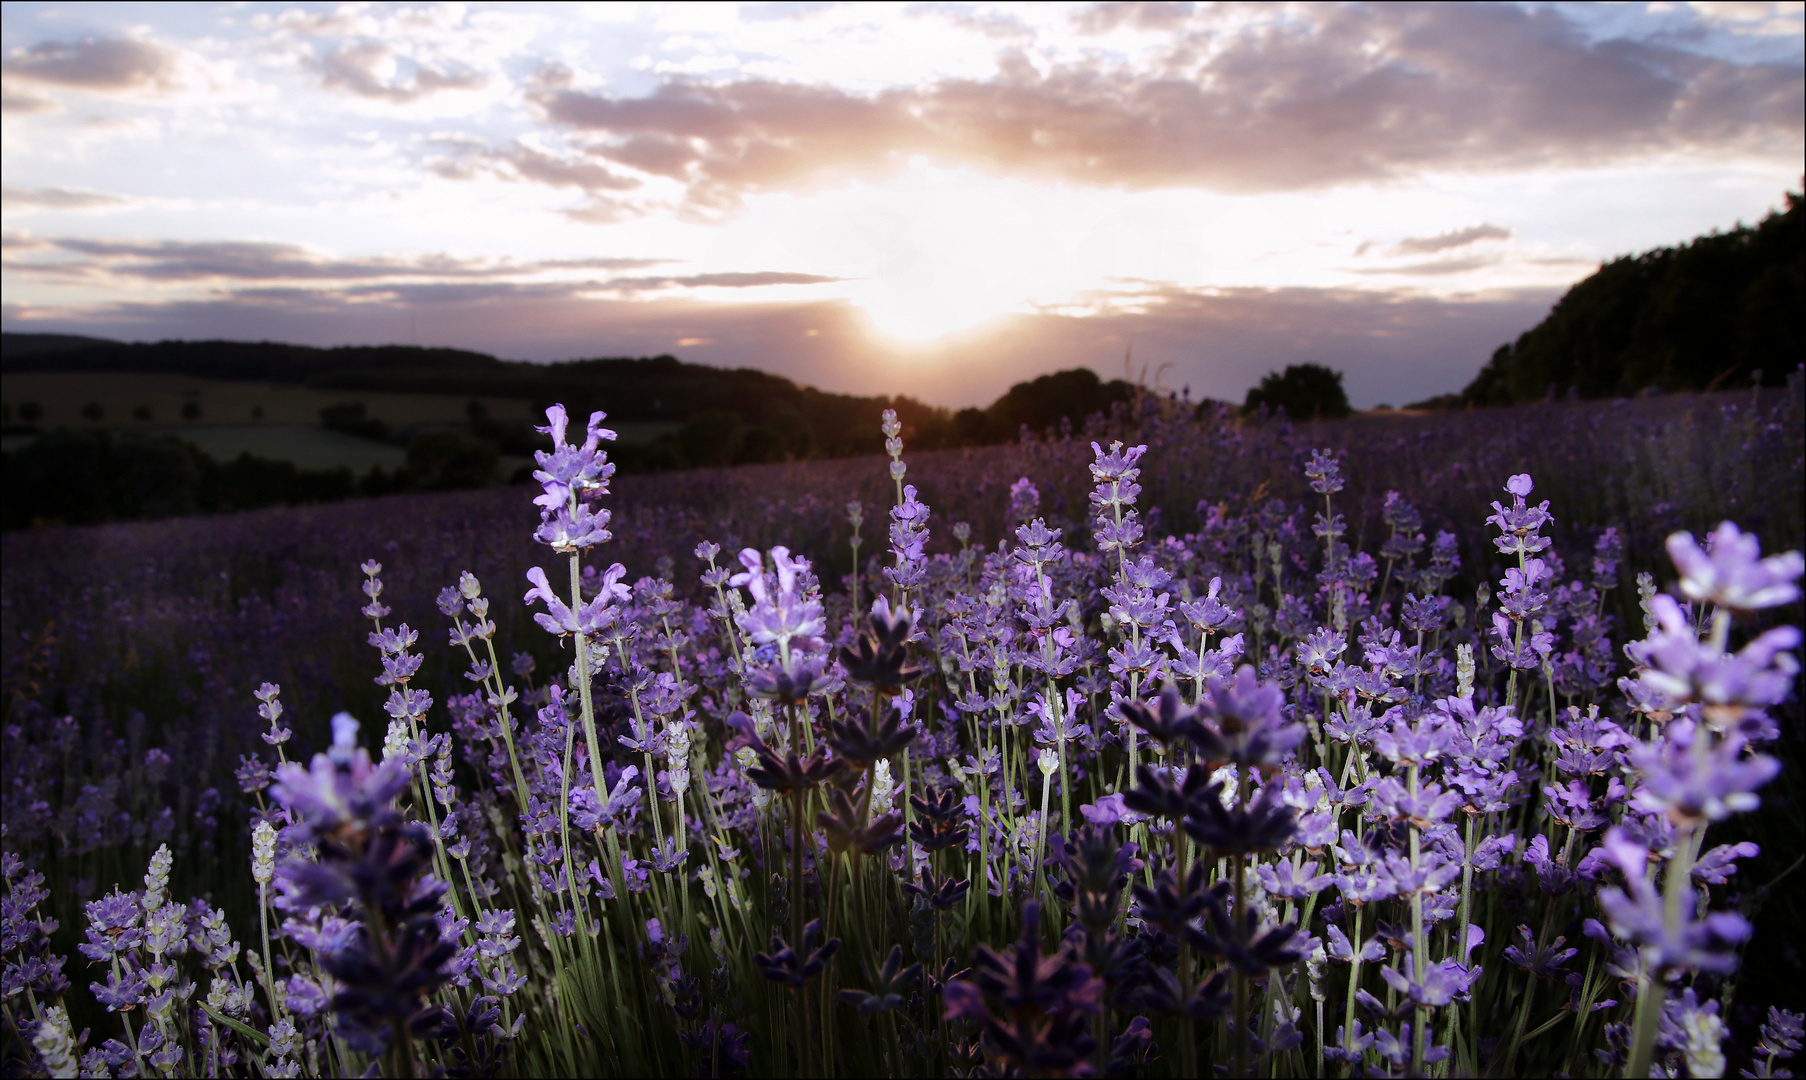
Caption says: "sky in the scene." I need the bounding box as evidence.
[1,2,1800,409]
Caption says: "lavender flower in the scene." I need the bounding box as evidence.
[1667,521,1804,613]
[1594,827,1751,974]
[531,404,618,553]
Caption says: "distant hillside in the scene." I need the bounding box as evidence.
[1460,189,1803,405]
[2,333,121,357]
[0,335,1137,468]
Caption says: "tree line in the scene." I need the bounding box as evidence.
[1457,187,1802,406]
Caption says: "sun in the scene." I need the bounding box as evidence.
[846,269,1025,344]
[732,164,1092,345]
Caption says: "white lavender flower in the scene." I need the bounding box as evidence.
[252,820,276,885]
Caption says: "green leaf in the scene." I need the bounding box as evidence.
[198,1002,271,1048]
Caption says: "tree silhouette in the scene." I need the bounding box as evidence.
[1242,363,1351,420]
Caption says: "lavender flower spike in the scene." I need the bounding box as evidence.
[1666,522,1804,613]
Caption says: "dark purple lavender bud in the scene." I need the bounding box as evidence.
[727,712,842,794]
[824,704,917,769]
[907,786,970,853]
[1192,899,1304,976]
[837,600,921,689]
[902,867,969,912]
[1047,826,1141,930]
[1120,763,1210,823]
[816,784,903,856]
[753,918,840,988]
[837,944,920,1016]
[1505,923,1578,979]
[745,650,832,705]
[1108,1016,1157,1072]
[1131,864,1216,933]
[1181,781,1297,855]
[1130,963,1232,1020]
[943,903,1102,1074]
[1118,686,1203,750]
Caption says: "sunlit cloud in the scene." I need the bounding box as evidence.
[1,186,128,213]
[1,1,1799,407]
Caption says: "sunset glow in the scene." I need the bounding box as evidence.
[2,1,1800,405]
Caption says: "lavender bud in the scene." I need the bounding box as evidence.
[142,844,173,912]
[870,759,895,817]
[252,821,276,885]
[32,1005,77,1078]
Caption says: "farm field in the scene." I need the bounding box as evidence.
[0,372,682,477]
[0,371,545,429]
[2,385,1801,1078]
[148,424,410,473]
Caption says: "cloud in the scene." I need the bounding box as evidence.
[511,4,1800,215]
[1394,224,1514,255]
[2,237,675,284]
[1,187,128,213]
[0,278,1561,409]
[1346,255,1505,277]
[315,43,486,103]
[429,141,642,193]
[599,271,843,292]
[1070,2,1196,36]
[0,87,55,113]
[1,37,173,91]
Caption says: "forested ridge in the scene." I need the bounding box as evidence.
[1460,188,1803,405]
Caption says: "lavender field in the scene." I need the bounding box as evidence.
[4,383,1803,1079]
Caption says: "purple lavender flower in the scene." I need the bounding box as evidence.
[523,563,629,639]
[1667,521,1804,613]
[1324,924,1386,963]
[1505,923,1578,979]
[730,546,827,656]
[1627,719,1779,823]
[77,890,142,962]
[1090,441,1148,558]
[1487,474,1554,557]
[1258,856,1333,900]
[1304,449,1344,494]
[1379,953,1481,1007]
[1008,476,1040,524]
[1196,665,1303,766]
[884,485,932,592]
[1629,593,1801,714]
[269,713,411,840]
[531,404,617,553]
[1593,827,1751,974]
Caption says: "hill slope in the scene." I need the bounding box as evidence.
[1,336,1136,467]
[1460,190,1803,405]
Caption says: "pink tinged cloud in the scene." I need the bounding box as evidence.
[0,36,172,90]
[501,3,1801,217]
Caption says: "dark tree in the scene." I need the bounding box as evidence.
[402,431,498,491]
[1461,187,1802,405]
[1242,363,1351,420]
